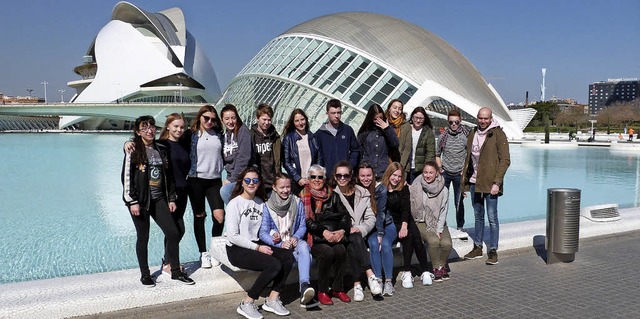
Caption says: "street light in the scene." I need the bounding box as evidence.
[177,83,183,103]
[41,81,49,104]
[58,89,66,103]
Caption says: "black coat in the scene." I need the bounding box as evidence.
[305,192,352,244]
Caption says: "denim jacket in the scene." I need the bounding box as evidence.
[188,129,224,178]
[374,183,393,237]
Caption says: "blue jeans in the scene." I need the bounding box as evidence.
[293,240,312,292]
[443,171,464,228]
[367,223,397,280]
[220,181,236,207]
[470,184,499,250]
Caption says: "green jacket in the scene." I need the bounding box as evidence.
[399,122,436,173]
[461,126,510,195]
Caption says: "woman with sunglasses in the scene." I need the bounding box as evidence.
[381,162,432,289]
[332,161,382,301]
[122,115,194,287]
[409,161,452,282]
[220,104,254,206]
[357,104,399,180]
[399,107,436,184]
[226,167,294,319]
[282,108,323,196]
[436,109,470,231]
[187,105,225,268]
[302,164,352,305]
[356,162,396,296]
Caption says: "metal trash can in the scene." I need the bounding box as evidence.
[546,188,581,264]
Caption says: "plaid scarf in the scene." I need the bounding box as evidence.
[300,184,331,246]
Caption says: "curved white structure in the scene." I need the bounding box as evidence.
[220,12,526,138]
[68,2,221,105]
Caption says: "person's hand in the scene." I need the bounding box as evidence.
[290,237,298,248]
[282,241,292,250]
[437,232,442,239]
[333,230,345,243]
[323,230,334,242]
[490,184,500,196]
[463,192,468,198]
[399,227,408,239]
[129,204,140,216]
[374,117,389,129]
[223,180,231,186]
[377,236,383,252]
[168,202,177,213]
[257,245,273,255]
[350,227,360,234]
[272,232,281,244]
[124,141,135,154]
[298,178,308,187]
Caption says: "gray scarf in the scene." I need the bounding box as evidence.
[267,192,298,219]
[420,174,445,228]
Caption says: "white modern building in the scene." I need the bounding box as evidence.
[219,12,532,139]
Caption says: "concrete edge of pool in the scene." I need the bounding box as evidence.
[2,207,640,319]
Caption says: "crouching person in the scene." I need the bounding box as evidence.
[225,167,294,319]
[260,173,319,309]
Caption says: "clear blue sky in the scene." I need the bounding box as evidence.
[1,0,638,104]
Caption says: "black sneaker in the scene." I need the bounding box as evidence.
[300,282,316,307]
[140,274,155,287]
[171,271,195,285]
[300,297,319,309]
[486,249,498,265]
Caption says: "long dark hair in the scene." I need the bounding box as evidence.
[190,104,222,135]
[230,167,266,201]
[131,115,156,166]
[409,107,433,129]
[221,104,243,136]
[385,98,406,122]
[356,162,377,214]
[358,104,386,136]
[283,108,309,135]
[330,160,355,190]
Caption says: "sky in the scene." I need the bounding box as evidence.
[1,0,638,104]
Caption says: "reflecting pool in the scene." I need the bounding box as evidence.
[0,134,638,284]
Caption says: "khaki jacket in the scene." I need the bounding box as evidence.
[461,126,510,195]
[399,122,436,172]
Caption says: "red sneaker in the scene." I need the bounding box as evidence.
[318,292,333,305]
[331,291,351,303]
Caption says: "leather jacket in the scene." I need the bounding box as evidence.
[282,130,323,182]
[305,192,352,244]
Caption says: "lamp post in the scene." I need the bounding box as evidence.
[178,83,183,103]
[41,81,49,104]
[58,89,65,103]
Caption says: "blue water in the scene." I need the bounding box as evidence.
[1,134,638,284]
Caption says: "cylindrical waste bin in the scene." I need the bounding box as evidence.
[546,188,581,264]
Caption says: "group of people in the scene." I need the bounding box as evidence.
[121,98,510,319]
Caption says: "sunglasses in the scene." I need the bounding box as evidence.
[448,120,461,125]
[202,115,216,123]
[335,173,351,180]
[309,175,325,180]
[243,177,260,185]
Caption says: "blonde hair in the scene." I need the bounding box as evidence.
[381,162,405,191]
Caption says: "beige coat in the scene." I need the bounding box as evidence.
[334,185,375,237]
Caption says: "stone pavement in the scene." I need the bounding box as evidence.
[78,230,640,319]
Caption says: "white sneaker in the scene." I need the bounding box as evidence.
[201,252,212,268]
[237,301,263,319]
[421,271,434,286]
[368,275,382,295]
[383,281,394,296]
[210,254,221,267]
[401,271,414,289]
[262,297,290,316]
[353,284,364,301]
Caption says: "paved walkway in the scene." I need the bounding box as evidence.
[77,229,640,319]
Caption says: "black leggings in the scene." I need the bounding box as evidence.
[311,242,348,293]
[226,244,294,300]
[130,198,181,276]
[188,177,224,252]
[163,187,187,263]
[396,220,429,273]
[347,233,371,282]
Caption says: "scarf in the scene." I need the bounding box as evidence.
[437,124,470,155]
[266,192,297,218]
[300,185,332,246]
[421,174,445,230]
[389,115,404,137]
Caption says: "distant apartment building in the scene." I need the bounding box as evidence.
[588,78,639,114]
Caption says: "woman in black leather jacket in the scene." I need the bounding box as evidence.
[282,109,323,195]
[302,164,352,305]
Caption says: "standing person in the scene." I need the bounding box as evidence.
[356,162,396,296]
[382,162,432,289]
[357,104,399,180]
[302,164,352,305]
[410,161,452,282]
[331,161,382,301]
[315,99,360,178]
[400,106,436,184]
[250,103,282,196]
[462,107,511,265]
[385,99,407,162]
[220,104,254,206]
[122,115,194,287]
[259,173,319,309]
[187,105,225,268]
[436,109,470,231]
[282,108,323,196]
[628,127,634,142]
[226,167,294,319]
